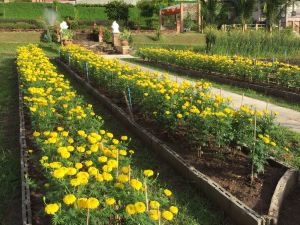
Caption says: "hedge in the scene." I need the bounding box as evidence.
[0,2,157,25]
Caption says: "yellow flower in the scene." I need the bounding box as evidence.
[144,92,149,97]
[270,141,276,147]
[75,163,83,169]
[45,203,59,215]
[143,169,154,177]
[121,135,128,141]
[130,179,143,190]
[149,209,160,221]
[117,174,129,183]
[177,113,183,119]
[86,197,100,209]
[169,206,178,214]
[162,210,173,221]
[164,189,172,197]
[77,198,87,209]
[134,202,146,213]
[105,198,116,206]
[98,156,108,163]
[112,139,119,145]
[126,204,136,215]
[33,131,40,137]
[150,201,160,209]
[63,194,76,205]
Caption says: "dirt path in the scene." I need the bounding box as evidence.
[103,55,300,133]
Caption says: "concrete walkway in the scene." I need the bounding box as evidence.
[101,55,300,133]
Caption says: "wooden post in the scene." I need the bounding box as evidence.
[180,3,184,33]
[255,23,258,30]
[159,10,163,30]
[197,1,202,33]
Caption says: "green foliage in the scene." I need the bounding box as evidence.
[103,27,111,43]
[204,26,217,51]
[61,29,74,40]
[104,1,132,23]
[183,12,193,30]
[210,29,300,58]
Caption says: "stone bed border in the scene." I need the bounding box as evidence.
[18,73,33,225]
[134,59,300,103]
[56,58,299,225]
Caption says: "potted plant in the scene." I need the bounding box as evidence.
[119,29,132,46]
[61,29,74,45]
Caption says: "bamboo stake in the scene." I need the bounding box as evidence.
[123,91,134,120]
[86,208,90,225]
[251,111,257,185]
[144,180,149,212]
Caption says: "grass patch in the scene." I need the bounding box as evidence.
[122,58,300,113]
[132,32,206,50]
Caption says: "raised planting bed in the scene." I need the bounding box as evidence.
[18,72,33,225]
[137,48,300,103]
[137,59,300,104]
[17,45,198,225]
[56,58,300,225]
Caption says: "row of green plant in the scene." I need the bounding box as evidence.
[204,28,300,59]
[18,44,181,224]
[138,48,300,90]
[61,45,300,180]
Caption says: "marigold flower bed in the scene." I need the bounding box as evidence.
[137,48,300,92]
[17,45,180,225]
[59,45,295,215]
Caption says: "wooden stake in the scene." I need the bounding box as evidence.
[144,180,149,212]
[241,93,244,107]
[86,208,90,225]
[251,111,257,185]
[123,91,134,120]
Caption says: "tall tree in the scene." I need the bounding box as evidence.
[260,0,296,31]
[201,0,223,25]
[228,0,257,31]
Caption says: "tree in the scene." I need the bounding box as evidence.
[228,0,257,31]
[105,1,132,25]
[260,0,296,32]
[201,0,221,25]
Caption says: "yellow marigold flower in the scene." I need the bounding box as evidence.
[162,210,173,221]
[33,131,40,137]
[66,167,77,176]
[62,131,69,137]
[70,178,81,187]
[177,113,183,119]
[63,194,76,205]
[77,130,86,136]
[45,203,59,215]
[107,132,113,139]
[121,135,128,141]
[121,166,130,174]
[75,163,83,169]
[68,138,74,144]
[130,179,143,190]
[98,156,108,163]
[144,93,149,97]
[114,182,124,189]
[150,201,160,209]
[129,150,135,155]
[119,149,127,156]
[105,198,116,206]
[126,204,136,215]
[52,168,66,179]
[86,197,100,209]
[149,209,160,221]
[84,160,93,167]
[143,169,154,177]
[135,202,146,213]
[57,127,64,131]
[169,206,178,214]
[102,172,113,181]
[112,139,119,145]
[270,141,276,147]
[164,189,172,197]
[117,174,129,183]
[77,198,87,209]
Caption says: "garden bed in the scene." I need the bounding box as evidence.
[57,58,299,225]
[136,59,300,103]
